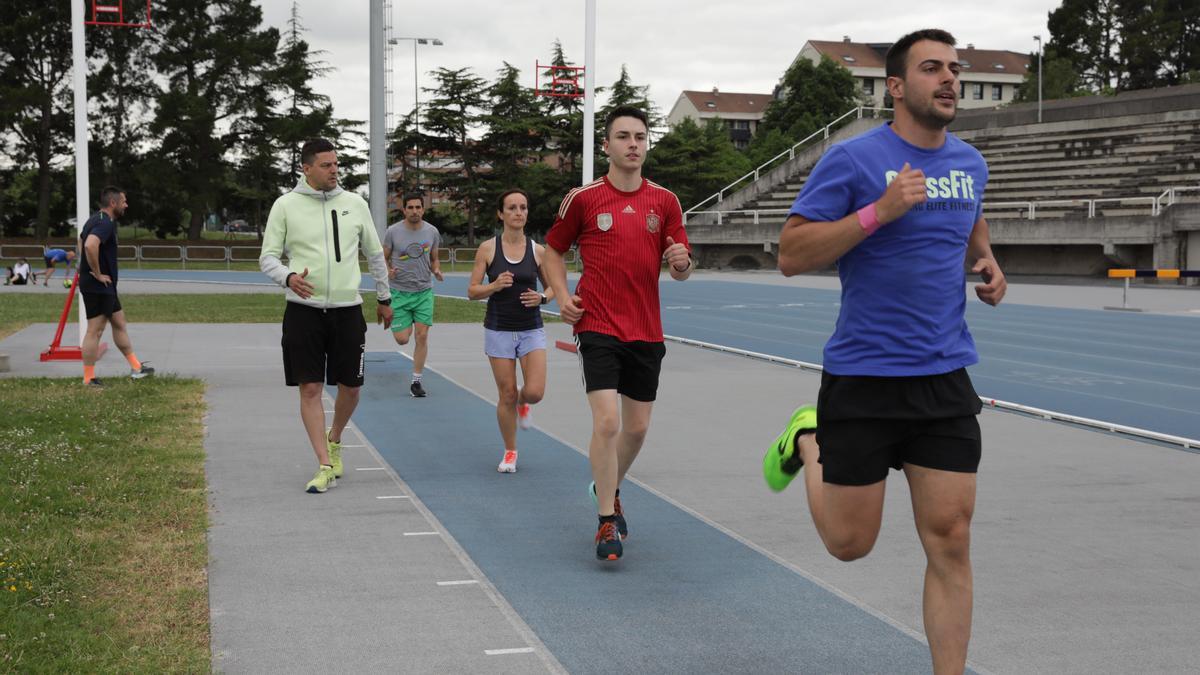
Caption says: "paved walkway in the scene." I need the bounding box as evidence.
[2,306,1198,672]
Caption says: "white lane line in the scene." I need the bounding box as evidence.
[485,647,535,656]
[340,444,366,448]
[436,579,478,586]
[403,531,439,536]
[376,495,411,500]
[356,467,385,471]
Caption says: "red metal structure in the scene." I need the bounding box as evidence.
[85,0,153,28]
[535,61,585,99]
[39,271,106,362]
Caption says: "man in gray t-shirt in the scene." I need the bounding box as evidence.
[383,193,443,397]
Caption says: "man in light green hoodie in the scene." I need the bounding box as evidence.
[260,138,394,494]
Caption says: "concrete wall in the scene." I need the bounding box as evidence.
[951,83,1200,132]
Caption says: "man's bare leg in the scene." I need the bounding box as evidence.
[905,463,975,675]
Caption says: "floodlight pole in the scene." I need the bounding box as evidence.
[1034,35,1043,124]
[582,0,596,185]
[390,37,444,193]
[70,0,89,347]
[369,0,386,238]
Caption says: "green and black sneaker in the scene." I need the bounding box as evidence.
[762,405,817,492]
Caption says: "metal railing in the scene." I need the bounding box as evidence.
[686,106,894,215]
[684,209,791,225]
[980,191,1200,219]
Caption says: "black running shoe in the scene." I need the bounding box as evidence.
[595,520,622,561]
[410,381,427,398]
[85,378,104,388]
[613,495,628,540]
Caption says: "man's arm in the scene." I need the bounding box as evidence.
[542,245,583,324]
[967,217,1006,306]
[779,162,928,276]
[430,245,443,282]
[83,235,111,285]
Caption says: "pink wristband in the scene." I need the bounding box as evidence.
[857,203,882,235]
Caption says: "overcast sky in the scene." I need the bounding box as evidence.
[258,1,1061,128]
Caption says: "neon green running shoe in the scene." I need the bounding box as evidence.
[327,434,343,478]
[763,405,817,492]
[305,465,337,494]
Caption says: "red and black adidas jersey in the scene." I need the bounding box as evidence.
[546,176,689,343]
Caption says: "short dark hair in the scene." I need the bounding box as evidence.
[401,192,424,208]
[885,29,957,79]
[496,188,529,213]
[99,186,125,208]
[604,105,649,138]
[300,138,336,166]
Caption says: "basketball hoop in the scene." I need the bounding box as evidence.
[535,61,585,99]
[85,0,152,28]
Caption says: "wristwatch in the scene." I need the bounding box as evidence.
[539,293,548,305]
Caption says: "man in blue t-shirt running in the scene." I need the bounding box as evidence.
[762,29,1006,674]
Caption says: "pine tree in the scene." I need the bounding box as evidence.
[421,66,489,245]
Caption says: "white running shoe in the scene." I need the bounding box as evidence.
[497,449,518,473]
[517,403,533,430]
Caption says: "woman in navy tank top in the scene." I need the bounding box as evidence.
[467,189,556,473]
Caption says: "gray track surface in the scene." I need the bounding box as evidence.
[2,275,1198,673]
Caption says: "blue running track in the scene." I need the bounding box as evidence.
[345,353,938,674]
[124,270,1200,440]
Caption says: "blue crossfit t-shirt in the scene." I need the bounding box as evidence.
[790,123,988,376]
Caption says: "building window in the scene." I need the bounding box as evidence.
[992,84,1003,101]
[972,83,983,100]
[862,78,874,96]
[731,120,750,130]
[842,55,856,62]
[960,81,966,98]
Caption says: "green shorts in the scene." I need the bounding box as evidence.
[390,287,435,331]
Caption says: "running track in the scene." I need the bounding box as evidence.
[121,270,1200,442]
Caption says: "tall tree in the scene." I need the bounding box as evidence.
[149,0,280,239]
[643,117,751,210]
[1160,0,1200,84]
[421,66,489,245]
[541,40,585,184]
[745,55,859,165]
[481,63,552,194]
[594,64,661,175]
[272,2,334,178]
[1047,0,1123,91]
[0,0,74,238]
[88,20,159,234]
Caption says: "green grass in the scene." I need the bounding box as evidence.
[0,376,210,672]
[0,293,552,341]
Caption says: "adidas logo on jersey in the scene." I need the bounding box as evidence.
[622,205,635,214]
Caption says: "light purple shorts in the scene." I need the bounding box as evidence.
[484,327,546,359]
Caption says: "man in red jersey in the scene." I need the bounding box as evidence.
[543,105,694,562]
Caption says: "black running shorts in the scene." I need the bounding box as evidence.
[576,331,666,402]
[81,292,122,319]
[815,368,983,486]
[281,302,367,387]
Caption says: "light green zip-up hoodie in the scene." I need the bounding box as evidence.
[260,178,390,308]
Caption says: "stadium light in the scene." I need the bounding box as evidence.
[389,36,444,189]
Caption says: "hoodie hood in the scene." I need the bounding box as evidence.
[291,177,345,200]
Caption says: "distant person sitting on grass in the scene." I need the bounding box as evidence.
[42,248,75,286]
[5,258,32,286]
